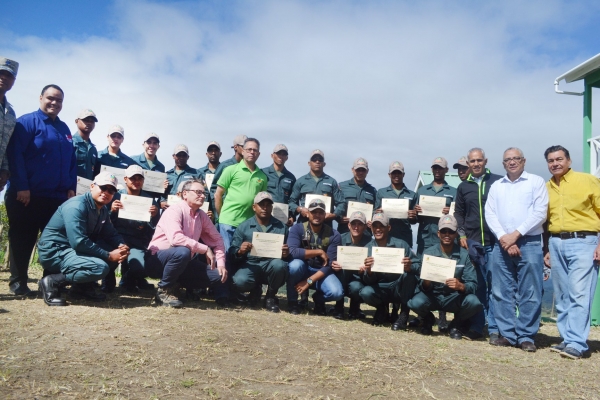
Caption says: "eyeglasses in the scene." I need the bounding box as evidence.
[439,229,456,234]
[503,156,523,163]
[109,133,123,139]
[184,189,205,196]
[244,148,259,153]
[97,185,117,195]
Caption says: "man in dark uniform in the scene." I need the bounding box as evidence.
[262,144,296,226]
[72,109,98,180]
[338,157,376,235]
[197,141,222,216]
[161,144,200,209]
[95,125,136,174]
[453,156,470,182]
[132,133,165,172]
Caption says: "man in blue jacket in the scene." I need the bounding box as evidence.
[6,84,77,296]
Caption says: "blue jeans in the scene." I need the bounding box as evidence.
[549,235,600,352]
[491,236,543,345]
[218,224,236,254]
[286,259,343,302]
[470,245,497,334]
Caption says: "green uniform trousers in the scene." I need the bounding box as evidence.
[408,291,482,321]
[232,259,289,292]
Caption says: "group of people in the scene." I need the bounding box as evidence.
[1,56,599,361]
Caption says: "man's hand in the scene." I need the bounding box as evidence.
[331,260,342,272]
[441,206,450,215]
[281,244,289,259]
[499,231,521,250]
[460,237,468,249]
[67,190,75,199]
[506,244,521,257]
[359,256,374,274]
[217,264,227,283]
[205,247,215,269]
[0,170,9,191]
[160,200,169,210]
[544,252,551,267]
[295,280,310,294]
[414,205,423,214]
[594,244,600,261]
[163,179,169,190]
[318,249,329,267]
[149,205,159,218]
[111,200,123,213]
[407,209,417,219]
[324,213,337,222]
[16,190,30,206]
[445,278,464,292]
[341,216,349,225]
[402,256,412,273]
[237,242,253,256]
[108,247,129,263]
[297,207,309,218]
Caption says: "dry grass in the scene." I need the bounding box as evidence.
[0,266,599,399]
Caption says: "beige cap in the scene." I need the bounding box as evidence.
[254,191,274,204]
[371,211,389,226]
[353,157,369,170]
[108,124,124,136]
[273,144,288,154]
[145,133,160,142]
[0,57,18,77]
[125,164,144,178]
[77,109,98,122]
[232,135,248,148]
[432,157,448,169]
[93,171,118,188]
[310,149,325,160]
[389,161,405,173]
[307,198,327,211]
[453,156,468,169]
[349,211,367,224]
[173,144,189,155]
[207,141,221,150]
[438,215,458,231]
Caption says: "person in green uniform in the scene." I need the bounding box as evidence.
[95,125,136,174]
[209,135,246,216]
[37,171,130,306]
[453,156,470,182]
[288,149,345,225]
[132,133,165,172]
[72,109,98,180]
[330,210,372,319]
[161,144,201,209]
[408,215,482,338]
[415,157,456,255]
[197,141,222,217]
[262,144,296,226]
[348,212,419,329]
[338,157,376,235]
[229,192,290,313]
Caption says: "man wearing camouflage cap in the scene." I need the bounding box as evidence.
[454,156,470,182]
[228,191,291,312]
[262,144,297,226]
[132,133,165,173]
[0,57,18,191]
[338,157,376,235]
[162,144,201,209]
[37,171,130,306]
[73,109,99,180]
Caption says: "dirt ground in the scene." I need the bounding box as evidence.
[1,266,600,399]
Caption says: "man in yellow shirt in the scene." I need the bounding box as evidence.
[544,145,600,360]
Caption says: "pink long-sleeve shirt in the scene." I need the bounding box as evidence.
[148,200,226,267]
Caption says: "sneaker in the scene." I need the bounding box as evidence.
[550,343,566,353]
[560,346,583,360]
[155,287,183,308]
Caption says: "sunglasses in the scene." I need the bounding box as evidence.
[98,185,117,195]
[310,157,324,162]
[440,229,456,234]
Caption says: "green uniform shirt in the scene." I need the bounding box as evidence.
[375,184,418,246]
[289,172,346,221]
[217,161,268,227]
[362,236,420,285]
[228,215,289,267]
[110,189,161,250]
[73,134,98,180]
[163,165,200,201]
[416,181,456,254]
[340,231,372,247]
[338,177,376,234]
[262,164,297,206]
[419,243,477,297]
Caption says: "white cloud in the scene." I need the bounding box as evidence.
[3,0,598,190]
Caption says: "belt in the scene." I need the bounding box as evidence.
[550,231,598,240]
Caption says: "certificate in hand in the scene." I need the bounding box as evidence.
[337,246,368,270]
[167,195,182,205]
[204,173,215,190]
[449,201,455,216]
[200,201,209,213]
[101,165,126,188]
[371,247,405,274]
[249,232,285,259]
[347,202,373,222]
[304,194,332,213]
[419,195,447,217]
[142,170,167,193]
[76,177,93,195]
[420,255,457,284]
[118,195,153,222]
[381,198,409,219]
[272,202,289,225]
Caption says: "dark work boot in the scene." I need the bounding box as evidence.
[264,288,280,313]
[312,292,327,316]
[372,305,388,326]
[438,311,449,333]
[420,312,436,335]
[248,285,263,307]
[101,270,116,293]
[328,299,345,320]
[389,303,399,323]
[69,283,107,302]
[348,298,366,320]
[391,304,410,331]
[299,290,309,309]
[39,273,68,306]
[288,301,301,315]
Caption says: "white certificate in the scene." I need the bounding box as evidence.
[382,198,409,219]
[250,232,285,259]
[200,201,209,213]
[100,165,127,187]
[167,195,182,205]
[272,202,289,225]
[142,170,167,193]
[337,246,368,270]
[76,177,93,195]
[449,201,455,216]
[347,201,373,222]
[304,194,332,213]
[419,195,447,218]
[420,255,457,284]
[118,194,153,222]
[371,247,405,274]
[204,173,215,191]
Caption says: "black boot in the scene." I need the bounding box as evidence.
[348,298,366,320]
[389,303,399,323]
[101,270,116,293]
[372,305,388,326]
[437,311,449,332]
[299,290,309,309]
[391,304,410,331]
[70,282,107,302]
[312,292,327,316]
[420,312,436,335]
[264,288,280,313]
[39,273,68,306]
[328,299,345,320]
[248,285,263,307]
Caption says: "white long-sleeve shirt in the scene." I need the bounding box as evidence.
[485,171,548,238]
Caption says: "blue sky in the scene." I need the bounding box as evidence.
[2,0,600,188]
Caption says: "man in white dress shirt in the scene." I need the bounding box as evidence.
[484,147,548,352]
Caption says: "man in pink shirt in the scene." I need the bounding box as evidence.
[146,179,227,308]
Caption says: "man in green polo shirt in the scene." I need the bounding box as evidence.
[215,137,268,252]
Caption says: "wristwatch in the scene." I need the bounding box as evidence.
[306,278,313,286]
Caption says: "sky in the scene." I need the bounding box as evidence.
[2,0,600,190]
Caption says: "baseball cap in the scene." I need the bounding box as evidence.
[77,109,98,122]
[173,144,189,155]
[254,191,274,204]
[145,133,160,143]
[0,57,18,77]
[431,157,448,169]
[207,141,221,150]
[438,215,458,231]
[310,149,325,160]
[389,161,405,173]
[108,124,124,136]
[232,135,248,148]
[125,164,144,178]
[93,171,118,189]
[273,144,288,154]
[353,157,369,170]
[371,211,389,226]
[308,198,327,211]
[453,156,469,169]
[349,211,367,224]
